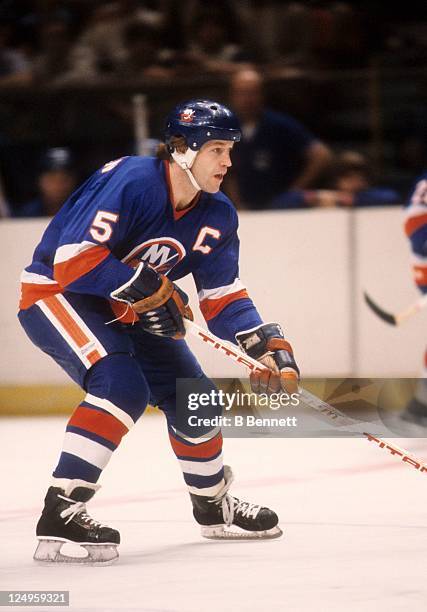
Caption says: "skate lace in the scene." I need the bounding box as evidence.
[210,466,262,527]
[58,495,105,528]
[220,496,261,526]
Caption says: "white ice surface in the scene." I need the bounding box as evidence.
[0,415,426,612]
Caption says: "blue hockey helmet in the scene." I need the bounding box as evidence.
[164,99,241,151]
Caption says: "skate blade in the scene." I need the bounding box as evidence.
[201,525,283,540]
[399,412,427,429]
[34,538,119,566]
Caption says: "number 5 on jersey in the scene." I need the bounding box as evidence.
[89,211,119,242]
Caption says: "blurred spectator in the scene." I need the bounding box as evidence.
[239,1,374,70]
[119,21,173,80]
[62,1,174,82]
[306,1,369,69]
[184,7,253,75]
[232,0,287,64]
[272,151,401,209]
[0,21,32,86]
[227,68,332,209]
[32,14,77,84]
[275,2,313,67]
[63,2,131,81]
[15,148,77,217]
[380,11,427,68]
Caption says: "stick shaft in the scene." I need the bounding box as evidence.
[397,293,427,324]
[364,291,427,326]
[185,319,427,474]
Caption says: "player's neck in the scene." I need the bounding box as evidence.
[168,162,200,210]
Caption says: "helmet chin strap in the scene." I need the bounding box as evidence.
[171,148,202,191]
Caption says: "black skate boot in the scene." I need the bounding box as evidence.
[400,397,427,427]
[190,466,282,540]
[34,479,120,565]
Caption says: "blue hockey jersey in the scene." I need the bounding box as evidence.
[20,156,262,341]
[404,171,427,294]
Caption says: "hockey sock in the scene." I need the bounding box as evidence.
[168,426,225,496]
[52,354,149,483]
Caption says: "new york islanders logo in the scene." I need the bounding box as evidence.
[123,238,186,275]
[180,108,195,123]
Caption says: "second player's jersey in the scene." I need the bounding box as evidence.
[20,156,262,341]
[404,171,427,293]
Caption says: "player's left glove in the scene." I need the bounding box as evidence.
[110,262,193,339]
[236,323,300,395]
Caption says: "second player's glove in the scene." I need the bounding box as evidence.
[110,262,193,339]
[236,323,299,394]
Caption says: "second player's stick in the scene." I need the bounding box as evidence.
[184,318,427,475]
[364,291,427,326]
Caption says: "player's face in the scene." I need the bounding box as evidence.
[191,140,234,193]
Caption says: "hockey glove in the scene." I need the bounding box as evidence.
[236,323,299,395]
[110,262,193,339]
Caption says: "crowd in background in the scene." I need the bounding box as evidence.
[2,0,427,85]
[1,0,427,216]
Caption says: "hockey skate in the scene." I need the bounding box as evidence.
[34,479,120,565]
[399,398,427,428]
[190,466,282,540]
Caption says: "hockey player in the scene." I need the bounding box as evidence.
[401,171,427,425]
[18,99,299,565]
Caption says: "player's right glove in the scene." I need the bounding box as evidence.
[236,323,299,395]
[110,262,193,339]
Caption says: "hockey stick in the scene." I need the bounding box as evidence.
[364,291,427,326]
[184,319,427,474]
